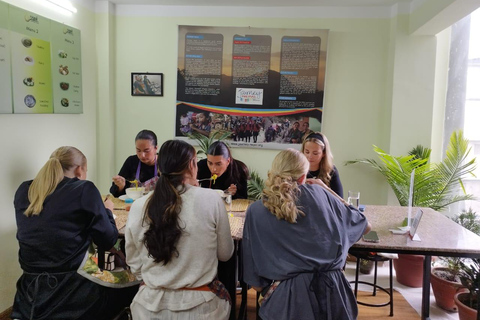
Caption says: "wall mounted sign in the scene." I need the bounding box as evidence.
[176,25,328,149]
[0,0,82,114]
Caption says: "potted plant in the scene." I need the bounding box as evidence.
[431,209,480,311]
[185,131,232,159]
[247,170,265,201]
[455,258,480,320]
[347,130,476,287]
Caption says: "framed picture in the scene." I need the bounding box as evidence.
[131,73,163,96]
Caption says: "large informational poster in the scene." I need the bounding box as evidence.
[176,26,328,149]
[0,1,82,114]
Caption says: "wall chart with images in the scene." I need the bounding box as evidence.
[0,1,82,114]
[176,25,328,149]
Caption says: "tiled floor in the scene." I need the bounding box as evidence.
[344,260,459,320]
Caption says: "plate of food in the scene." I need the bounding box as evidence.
[59,65,69,75]
[60,82,69,90]
[21,38,32,48]
[58,50,67,58]
[24,95,36,108]
[61,98,69,107]
[23,77,34,86]
[24,56,34,65]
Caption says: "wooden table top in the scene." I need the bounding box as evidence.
[353,205,480,257]
[106,195,251,240]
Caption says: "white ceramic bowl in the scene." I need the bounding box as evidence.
[215,189,226,198]
[125,187,145,200]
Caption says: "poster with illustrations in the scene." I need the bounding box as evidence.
[176,25,328,149]
[0,1,82,114]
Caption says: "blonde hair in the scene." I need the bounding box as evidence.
[262,149,309,223]
[301,132,334,186]
[25,146,86,217]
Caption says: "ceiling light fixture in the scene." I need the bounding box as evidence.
[44,0,77,14]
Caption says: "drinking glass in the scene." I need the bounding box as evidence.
[347,190,360,208]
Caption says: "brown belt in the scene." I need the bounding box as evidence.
[179,284,211,291]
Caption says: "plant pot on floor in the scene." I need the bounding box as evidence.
[454,292,478,320]
[393,254,424,288]
[359,259,375,274]
[431,267,466,312]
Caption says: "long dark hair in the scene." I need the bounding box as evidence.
[142,140,195,264]
[207,141,249,185]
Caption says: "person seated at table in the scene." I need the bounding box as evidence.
[110,129,159,197]
[302,131,344,198]
[242,148,371,320]
[197,141,249,199]
[12,146,137,320]
[125,140,234,320]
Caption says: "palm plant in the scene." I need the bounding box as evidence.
[185,131,232,158]
[346,131,476,212]
[247,170,265,201]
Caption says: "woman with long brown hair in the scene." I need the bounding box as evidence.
[301,131,344,198]
[126,140,234,319]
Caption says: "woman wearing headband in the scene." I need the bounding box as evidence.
[301,132,344,198]
[125,140,234,319]
[242,148,371,320]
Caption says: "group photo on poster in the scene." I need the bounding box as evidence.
[176,25,328,149]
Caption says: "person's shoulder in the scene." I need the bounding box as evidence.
[125,155,139,164]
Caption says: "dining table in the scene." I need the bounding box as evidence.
[352,205,480,320]
[105,195,251,320]
[107,198,480,320]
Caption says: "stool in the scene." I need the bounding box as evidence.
[111,307,131,320]
[349,251,393,316]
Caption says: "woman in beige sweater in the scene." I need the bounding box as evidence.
[125,140,234,319]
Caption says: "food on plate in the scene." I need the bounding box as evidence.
[24,56,34,65]
[23,77,34,86]
[24,95,36,108]
[61,98,69,107]
[58,50,67,58]
[59,65,69,75]
[60,82,69,90]
[21,38,32,48]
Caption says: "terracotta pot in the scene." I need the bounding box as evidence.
[359,259,374,274]
[430,267,466,312]
[393,254,424,288]
[454,292,478,320]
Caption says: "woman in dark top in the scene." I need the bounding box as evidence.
[12,146,137,320]
[110,129,159,197]
[301,132,344,198]
[197,141,249,200]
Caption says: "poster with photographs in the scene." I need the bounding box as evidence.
[176,25,328,149]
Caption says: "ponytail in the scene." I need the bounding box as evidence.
[25,146,86,217]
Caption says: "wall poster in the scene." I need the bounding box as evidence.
[176,25,328,149]
[0,1,82,114]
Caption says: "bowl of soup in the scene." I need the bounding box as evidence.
[126,187,145,200]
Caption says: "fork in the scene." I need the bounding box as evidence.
[197,178,212,182]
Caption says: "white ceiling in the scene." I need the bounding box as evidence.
[95,0,416,7]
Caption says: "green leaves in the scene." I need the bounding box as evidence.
[247,170,265,201]
[185,131,232,157]
[346,131,476,212]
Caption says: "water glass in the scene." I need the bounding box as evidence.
[347,190,360,208]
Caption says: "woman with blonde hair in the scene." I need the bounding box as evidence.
[12,146,136,320]
[126,140,234,319]
[242,148,371,320]
[302,131,344,198]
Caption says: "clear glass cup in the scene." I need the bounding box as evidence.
[347,190,360,208]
